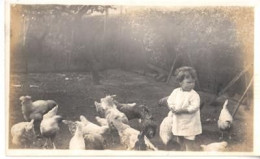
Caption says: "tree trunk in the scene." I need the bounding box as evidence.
[89,52,100,85]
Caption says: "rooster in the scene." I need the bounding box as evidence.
[40,106,63,149]
[19,96,57,137]
[218,99,233,140]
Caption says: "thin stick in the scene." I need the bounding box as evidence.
[232,76,253,118]
[166,55,178,83]
[243,71,250,109]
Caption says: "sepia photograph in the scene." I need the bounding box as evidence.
[5,0,260,156]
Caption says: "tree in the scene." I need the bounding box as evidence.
[12,5,116,84]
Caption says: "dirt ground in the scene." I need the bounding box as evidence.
[8,69,253,152]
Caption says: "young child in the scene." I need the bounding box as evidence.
[159,66,202,151]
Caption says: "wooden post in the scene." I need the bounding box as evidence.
[166,54,178,83]
[218,64,252,96]
[243,66,250,110]
[232,76,253,118]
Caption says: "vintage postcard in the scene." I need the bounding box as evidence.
[5,0,260,156]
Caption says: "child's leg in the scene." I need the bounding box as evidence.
[176,136,185,151]
[183,136,196,151]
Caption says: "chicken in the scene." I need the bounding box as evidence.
[95,95,129,145]
[11,119,35,148]
[101,95,157,139]
[69,121,85,150]
[95,116,109,127]
[63,118,105,150]
[104,107,129,128]
[218,99,233,140]
[111,96,157,139]
[113,100,138,120]
[95,96,129,126]
[79,115,109,135]
[19,96,58,137]
[200,141,228,152]
[20,96,57,121]
[80,116,107,149]
[111,116,158,151]
[40,106,63,149]
[160,111,174,145]
[94,101,106,118]
[159,111,180,150]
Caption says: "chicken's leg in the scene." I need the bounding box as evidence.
[50,137,56,149]
[43,138,48,149]
[219,131,224,140]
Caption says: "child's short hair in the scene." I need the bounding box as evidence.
[174,66,198,83]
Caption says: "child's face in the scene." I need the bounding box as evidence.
[180,71,195,91]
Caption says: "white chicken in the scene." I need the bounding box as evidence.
[79,115,109,135]
[160,111,174,145]
[69,121,85,150]
[200,141,228,152]
[80,116,107,149]
[159,111,180,150]
[63,118,105,150]
[94,101,106,118]
[111,117,158,150]
[40,105,63,149]
[95,116,109,127]
[11,119,34,148]
[218,99,233,140]
[95,95,129,127]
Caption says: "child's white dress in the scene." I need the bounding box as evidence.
[167,88,202,139]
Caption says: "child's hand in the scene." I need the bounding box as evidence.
[171,108,189,114]
[169,107,177,113]
[170,107,182,114]
[174,109,184,114]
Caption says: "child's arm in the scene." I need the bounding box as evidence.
[158,96,169,107]
[166,89,178,110]
[175,93,200,114]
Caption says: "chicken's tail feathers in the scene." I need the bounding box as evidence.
[223,99,229,109]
